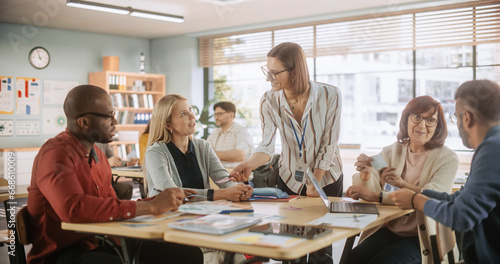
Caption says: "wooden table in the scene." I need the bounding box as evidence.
[1,184,29,264]
[62,197,412,263]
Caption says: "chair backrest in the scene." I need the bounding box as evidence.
[0,178,8,186]
[436,222,456,263]
[16,206,32,245]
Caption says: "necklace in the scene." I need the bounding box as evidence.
[284,92,301,110]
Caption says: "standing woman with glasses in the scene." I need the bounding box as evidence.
[230,42,343,263]
[344,95,459,264]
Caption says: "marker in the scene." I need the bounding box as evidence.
[219,209,254,214]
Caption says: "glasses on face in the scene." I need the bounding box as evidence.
[410,114,438,127]
[261,65,289,81]
[214,112,227,118]
[78,110,116,121]
[449,112,464,125]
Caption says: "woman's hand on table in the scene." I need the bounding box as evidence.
[346,185,378,202]
[215,183,253,201]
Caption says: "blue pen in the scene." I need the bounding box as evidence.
[219,209,254,214]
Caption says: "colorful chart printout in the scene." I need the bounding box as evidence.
[16,77,40,115]
[0,76,14,114]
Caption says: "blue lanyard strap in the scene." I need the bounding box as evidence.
[289,116,308,158]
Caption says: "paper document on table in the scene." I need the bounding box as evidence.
[178,201,234,215]
[224,233,304,248]
[126,211,181,222]
[371,154,388,171]
[308,213,378,229]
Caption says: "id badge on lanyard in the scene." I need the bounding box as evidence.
[290,117,308,183]
[294,160,307,182]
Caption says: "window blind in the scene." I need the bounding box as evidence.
[199,0,500,67]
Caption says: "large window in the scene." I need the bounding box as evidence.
[202,1,500,152]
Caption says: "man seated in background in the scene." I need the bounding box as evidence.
[27,84,203,264]
[95,142,139,200]
[207,101,253,169]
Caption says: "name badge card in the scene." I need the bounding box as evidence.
[294,161,307,182]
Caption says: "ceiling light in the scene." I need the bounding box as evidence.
[66,0,184,23]
[66,0,130,15]
[130,10,184,23]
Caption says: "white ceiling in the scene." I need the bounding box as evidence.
[0,0,464,39]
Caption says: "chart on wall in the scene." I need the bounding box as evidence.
[0,76,14,114]
[16,77,40,115]
[44,80,78,105]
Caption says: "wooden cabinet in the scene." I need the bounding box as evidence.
[89,71,165,159]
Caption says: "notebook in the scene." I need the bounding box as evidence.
[305,168,379,215]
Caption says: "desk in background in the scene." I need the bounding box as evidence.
[62,197,412,263]
[111,168,145,199]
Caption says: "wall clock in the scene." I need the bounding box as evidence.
[29,47,50,69]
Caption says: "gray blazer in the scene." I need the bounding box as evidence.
[145,138,236,200]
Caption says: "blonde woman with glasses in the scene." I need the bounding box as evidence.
[345,95,459,264]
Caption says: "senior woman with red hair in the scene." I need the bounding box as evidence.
[345,95,459,264]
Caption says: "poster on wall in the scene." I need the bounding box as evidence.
[43,108,66,135]
[16,120,40,136]
[0,76,14,114]
[16,77,40,115]
[44,80,79,105]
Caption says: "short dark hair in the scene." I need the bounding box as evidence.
[397,95,447,150]
[455,79,500,123]
[213,101,236,113]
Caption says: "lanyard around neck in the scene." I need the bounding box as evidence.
[289,116,308,158]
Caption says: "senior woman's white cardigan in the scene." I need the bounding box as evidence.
[352,142,459,264]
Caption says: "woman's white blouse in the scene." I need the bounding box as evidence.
[255,81,343,193]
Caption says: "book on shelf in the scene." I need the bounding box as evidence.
[147,94,154,109]
[131,94,139,109]
[114,93,123,108]
[169,215,262,235]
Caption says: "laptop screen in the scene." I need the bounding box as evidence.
[305,168,330,208]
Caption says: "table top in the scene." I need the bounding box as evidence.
[111,169,144,178]
[0,184,29,202]
[62,197,412,260]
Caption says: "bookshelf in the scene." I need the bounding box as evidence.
[89,71,165,159]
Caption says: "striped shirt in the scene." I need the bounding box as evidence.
[255,81,343,193]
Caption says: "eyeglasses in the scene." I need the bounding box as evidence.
[78,110,116,121]
[261,65,289,80]
[449,112,464,125]
[214,112,227,118]
[410,114,438,127]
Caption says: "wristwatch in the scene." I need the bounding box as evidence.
[379,192,383,203]
[207,189,214,201]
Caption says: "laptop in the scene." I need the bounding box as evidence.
[305,168,379,215]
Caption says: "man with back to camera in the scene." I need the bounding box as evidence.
[26,85,203,264]
[207,101,254,168]
[389,80,500,264]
